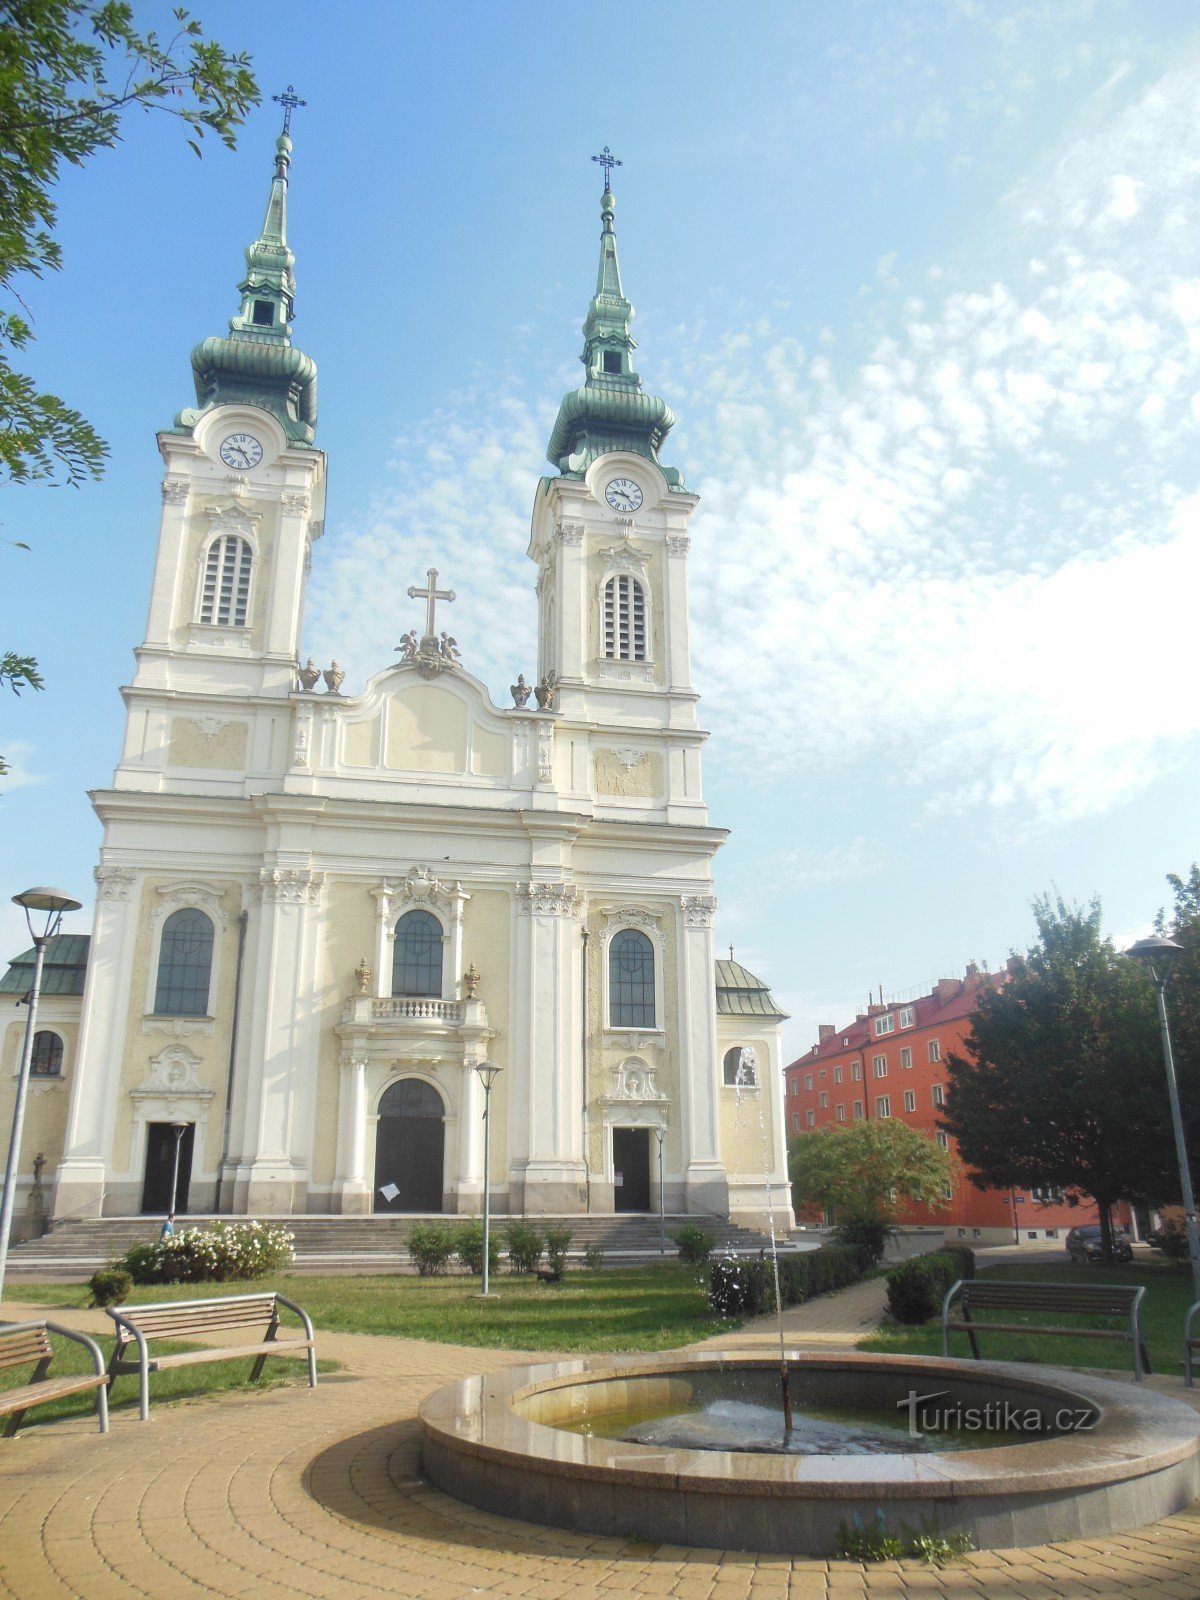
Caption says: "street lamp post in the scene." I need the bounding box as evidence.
[655,1127,666,1255]
[473,1062,503,1297]
[0,887,82,1302]
[168,1120,190,1219]
[1127,935,1200,1303]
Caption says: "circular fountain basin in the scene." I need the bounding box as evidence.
[419,1350,1200,1555]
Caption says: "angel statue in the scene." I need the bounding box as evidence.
[396,630,419,663]
[438,632,462,663]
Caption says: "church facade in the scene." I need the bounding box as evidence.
[2,129,790,1227]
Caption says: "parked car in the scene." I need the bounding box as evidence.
[1065,1225,1133,1263]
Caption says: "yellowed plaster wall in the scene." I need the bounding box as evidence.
[594,749,664,799]
[385,685,468,773]
[168,718,248,770]
[342,715,381,768]
[461,890,511,1177]
[717,1031,780,1184]
[0,1011,78,1174]
[115,879,241,1178]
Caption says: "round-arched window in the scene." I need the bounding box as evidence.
[391,910,443,997]
[723,1045,758,1087]
[378,1078,444,1119]
[154,908,214,1016]
[30,1030,63,1077]
[609,928,655,1029]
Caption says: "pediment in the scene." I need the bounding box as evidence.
[337,666,511,780]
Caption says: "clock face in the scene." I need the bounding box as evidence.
[605,477,643,513]
[219,432,264,470]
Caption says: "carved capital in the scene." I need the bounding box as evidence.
[553,521,585,546]
[280,492,311,515]
[680,893,718,928]
[517,881,581,918]
[94,865,136,901]
[161,479,190,505]
[666,534,691,557]
[258,868,324,905]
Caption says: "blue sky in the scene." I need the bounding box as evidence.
[4,0,1200,1058]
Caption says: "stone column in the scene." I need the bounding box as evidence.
[333,1056,370,1214]
[515,882,585,1213]
[677,893,728,1217]
[371,880,394,998]
[54,866,139,1219]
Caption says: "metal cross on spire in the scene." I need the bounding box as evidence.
[407,568,456,643]
[592,146,622,188]
[273,85,306,136]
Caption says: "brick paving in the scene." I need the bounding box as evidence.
[2,1280,1200,1599]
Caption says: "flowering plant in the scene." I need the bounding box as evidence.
[120,1221,294,1284]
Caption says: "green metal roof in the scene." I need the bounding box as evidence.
[546,179,684,488]
[715,959,788,1020]
[174,130,317,445]
[0,934,90,997]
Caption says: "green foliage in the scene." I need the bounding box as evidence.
[884,1250,967,1325]
[0,650,43,774]
[906,1528,973,1563]
[1149,1222,1191,1265]
[837,1510,973,1564]
[708,1243,863,1318]
[87,1266,131,1306]
[544,1225,572,1276]
[118,1221,293,1284]
[789,1117,958,1224]
[407,1221,455,1277]
[832,1217,892,1268]
[452,1218,500,1276]
[672,1223,715,1266]
[503,1220,544,1275]
[942,893,1170,1218]
[583,1244,604,1271]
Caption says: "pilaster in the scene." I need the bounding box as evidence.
[676,892,728,1217]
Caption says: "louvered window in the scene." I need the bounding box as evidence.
[199,535,253,626]
[602,575,646,661]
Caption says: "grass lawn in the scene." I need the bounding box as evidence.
[0,1331,334,1431]
[861,1258,1194,1375]
[7,1264,736,1353]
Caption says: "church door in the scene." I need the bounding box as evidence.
[141,1122,194,1215]
[374,1079,445,1213]
[613,1127,651,1213]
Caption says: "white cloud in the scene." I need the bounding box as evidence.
[774,838,886,892]
[0,744,46,796]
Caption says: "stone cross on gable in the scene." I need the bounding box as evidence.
[407,567,456,644]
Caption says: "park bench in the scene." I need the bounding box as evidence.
[941,1279,1150,1381]
[1183,1300,1200,1386]
[1,1320,109,1436]
[106,1291,317,1421]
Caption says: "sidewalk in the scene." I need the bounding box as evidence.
[2,1279,1200,1600]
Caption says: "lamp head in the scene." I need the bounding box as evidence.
[473,1062,503,1093]
[1127,934,1184,986]
[13,886,82,939]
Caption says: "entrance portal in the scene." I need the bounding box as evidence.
[374,1078,445,1212]
[141,1122,194,1215]
[613,1127,651,1213]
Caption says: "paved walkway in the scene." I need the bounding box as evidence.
[3,1280,1200,1600]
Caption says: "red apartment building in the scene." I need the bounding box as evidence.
[784,964,1127,1247]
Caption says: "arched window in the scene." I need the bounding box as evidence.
[609,928,655,1028]
[198,534,253,626]
[154,908,215,1016]
[30,1030,63,1077]
[603,575,647,661]
[723,1046,758,1087]
[392,910,443,997]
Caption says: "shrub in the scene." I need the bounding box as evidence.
[88,1267,132,1307]
[118,1222,294,1285]
[673,1223,716,1266]
[583,1245,604,1271]
[545,1226,572,1276]
[708,1243,863,1318]
[884,1250,964,1326]
[453,1218,500,1276]
[832,1218,892,1269]
[504,1220,544,1275]
[407,1221,455,1276]
[1150,1222,1190,1264]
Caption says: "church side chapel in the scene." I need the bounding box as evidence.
[0,120,791,1229]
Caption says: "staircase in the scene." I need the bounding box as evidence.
[7,1213,790,1277]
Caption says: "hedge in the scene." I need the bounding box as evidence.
[708,1243,865,1318]
[884,1245,976,1325]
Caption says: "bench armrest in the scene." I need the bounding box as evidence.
[940,1278,967,1357]
[44,1321,106,1381]
[272,1293,315,1345]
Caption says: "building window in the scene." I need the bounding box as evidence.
[608,928,655,1028]
[602,575,647,661]
[788,1079,797,1096]
[853,1100,863,1119]
[806,1110,815,1128]
[252,299,274,326]
[818,1068,826,1079]
[1031,1185,1065,1204]
[873,1014,894,1036]
[903,1090,916,1113]
[875,1096,891,1118]
[972,1228,981,1239]
[851,1061,862,1081]
[603,350,622,374]
[957,1227,966,1238]
[392,910,444,997]
[836,1104,846,1121]
[900,1047,912,1069]
[1046,1228,1059,1239]
[899,1006,914,1027]
[942,1183,954,1200]
[154,908,214,1016]
[804,1074,813,1091]
[30,1030,63,1077]
[819,1091,828,1109]
[927,1039,941,1063]
[723,1046,757,1087]
[936,1131,949,1151]
[931,1084,945,1108]
[873,1055,887,1078]
[198,534,253,626]
[791,1112,800,1131]
[833,1066,842,1084]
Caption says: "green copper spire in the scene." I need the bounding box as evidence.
[176,95,317,445]
[546,156,684,488]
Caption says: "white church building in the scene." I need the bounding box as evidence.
[1,127,790,1228]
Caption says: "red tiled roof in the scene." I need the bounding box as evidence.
[786,968,1006,1071]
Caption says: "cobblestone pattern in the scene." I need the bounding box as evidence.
[2,1298,1200,1598]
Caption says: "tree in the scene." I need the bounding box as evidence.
[0,1,258,771]
[941,893,1169,1262]
[788,1117,958,1225]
